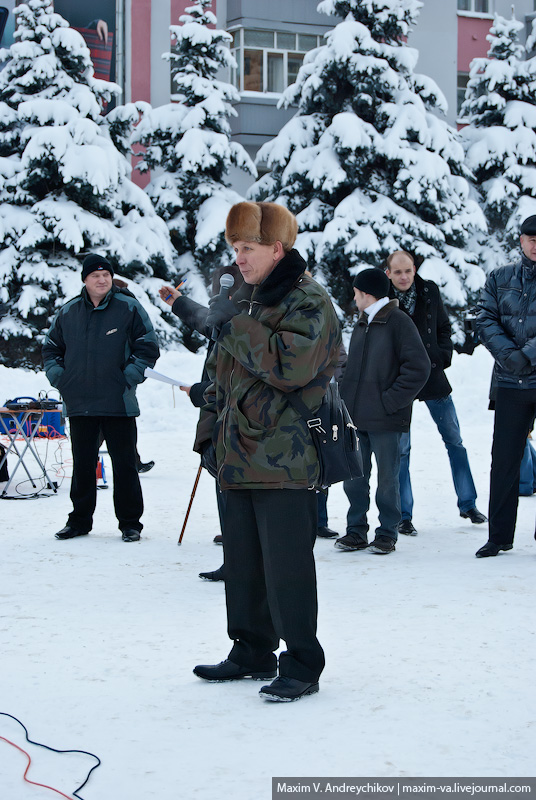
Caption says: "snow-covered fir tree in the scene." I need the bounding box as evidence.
[0,0,178,369]
[461,11,536,265]
[132,0,256,296]
[249,0,486,340]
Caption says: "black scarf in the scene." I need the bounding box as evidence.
[392,283,417,315]
[232,249,307,309]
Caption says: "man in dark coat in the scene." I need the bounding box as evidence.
[386,251,486,535]
[43,254,159,542]
[192,201,341,702]
[475,214,536,557]
[335,268,430,555]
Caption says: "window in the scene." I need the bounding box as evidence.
[244,49,263,91]
[457,0,491,12]
[230,28,323,93]
[457,72,469,117]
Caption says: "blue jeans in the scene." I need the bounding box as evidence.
[344,430,401,542]
[399,395,476,519]
[519,439,536,496]
[317,490,328,527]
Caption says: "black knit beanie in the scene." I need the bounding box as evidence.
[521,215,536,236]
[353,268,390,299]
[82,254,114,282]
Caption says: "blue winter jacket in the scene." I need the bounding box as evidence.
[476,254,536,389]
[42,285,159,416]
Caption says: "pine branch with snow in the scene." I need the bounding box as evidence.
[132,0,256,299]
[0,0,180,369]
[249,0,485,342]
[461,11,536,263]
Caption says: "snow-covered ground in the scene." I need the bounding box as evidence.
[0,344,535,799]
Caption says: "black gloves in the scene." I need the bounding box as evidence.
[200,440,218,479]
[504,350,533,375]
[206,295,239,338]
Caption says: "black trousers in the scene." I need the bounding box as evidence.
[489,388,536,544]
[68,416,143,533]
[222,488,325,683]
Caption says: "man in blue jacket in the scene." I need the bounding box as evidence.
[43,254,159,542]
[476,215,536,557]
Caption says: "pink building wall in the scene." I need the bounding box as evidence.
[171,0,192,24]
[458,16,493,72]
[129,0,218,186]
[130,0,152,102]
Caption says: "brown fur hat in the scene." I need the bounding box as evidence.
[225,202,298,252]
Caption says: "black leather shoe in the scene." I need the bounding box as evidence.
[122,529,141,542]
[213,534,223,545]
[475,541,513,558]
[461,507,487,524]
[193,659,277,682]
[199,565,225,581]
[398,519,417,536]
[55,526,89,540]
[137,460,155,474]
[335,533,369,550]
[317,526,339,539]
[259,676,319,702]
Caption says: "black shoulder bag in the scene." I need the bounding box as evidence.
[287,382,363,489]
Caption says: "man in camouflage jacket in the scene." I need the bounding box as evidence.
[192,202,341,702]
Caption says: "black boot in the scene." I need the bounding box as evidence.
[475,541,513,558]
[461,507,487,524]
[398,519,417,536]
[122,529,141,542]
[334,532,369,551]
[193,659,277,682]
[259,677,319,702]
[55,526,89,540]
[199,565,225,582]
[317,526,339,539]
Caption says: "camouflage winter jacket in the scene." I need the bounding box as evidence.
[194,249,341,490]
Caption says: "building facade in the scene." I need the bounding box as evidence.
[31,1,536,174]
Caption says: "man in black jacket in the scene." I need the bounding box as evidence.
[43,254,159,542]
[336,268,430,555]
[386,251,486,535]
[475,215,536,557]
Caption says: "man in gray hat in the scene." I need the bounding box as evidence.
[475,215,536,557]
[43,254,159,542]
[335,268,430,555]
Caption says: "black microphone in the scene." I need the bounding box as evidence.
[211,273,235,340]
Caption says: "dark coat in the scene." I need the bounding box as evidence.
[171,266,245,408]
[42,285,159,417]
[171,295,212,407]
[340,299,430,433]
[389,273,453,401]
[476,255,536,389]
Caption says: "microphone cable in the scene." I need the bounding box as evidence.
[0,712,101,800]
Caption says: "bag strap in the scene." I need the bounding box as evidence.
[286,390,327,434]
